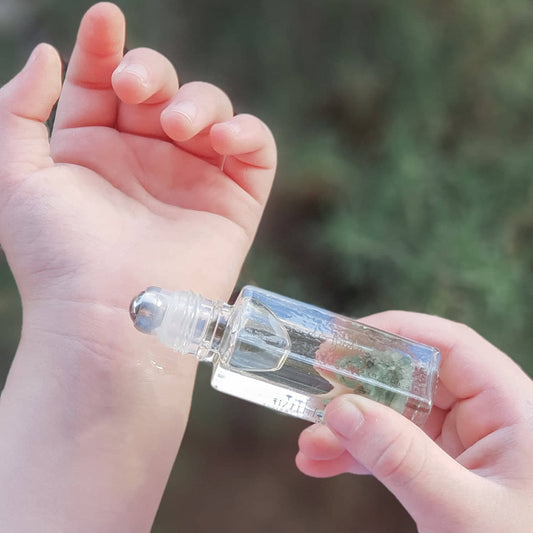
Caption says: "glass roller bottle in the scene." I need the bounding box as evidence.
[130,285,440,425]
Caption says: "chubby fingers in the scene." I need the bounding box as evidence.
[210,114,277,203]
[0,44,62,197]
[318,395,484,528]
[111,47,181,138]
[211,114,277,168]
[54,2,125,130]
[298,423,346,460]
[162,87,276,203]
[296,422,369,477]
[115,76,233,147]
[295,450,368,478]
[160,81,233,142]
[112,47,178,105]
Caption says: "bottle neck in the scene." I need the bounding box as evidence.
[194,298,232,362]
[154,289,232,362]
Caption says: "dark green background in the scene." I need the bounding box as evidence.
[2,1,533,531]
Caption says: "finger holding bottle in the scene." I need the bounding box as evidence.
[296,311,533,532]
[296,423,369,477]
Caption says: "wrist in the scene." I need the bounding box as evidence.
[0,294,197,532]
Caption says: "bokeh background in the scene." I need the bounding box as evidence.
[2,0,533,531]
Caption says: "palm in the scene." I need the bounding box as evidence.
[42,125,258,301]
[54,123,258,223]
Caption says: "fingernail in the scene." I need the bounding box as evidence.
[169,100,197,123]
[325,397,364,439]
[115,63,150,87]
[303,422,322,434]
[224,119,240,136]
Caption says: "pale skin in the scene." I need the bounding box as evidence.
[0,2,275,531]
[1,4,532,533]
[297,312,533,532]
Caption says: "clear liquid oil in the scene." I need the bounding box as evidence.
[210,287,439,425]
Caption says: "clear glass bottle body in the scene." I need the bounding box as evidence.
[130,286,440,426]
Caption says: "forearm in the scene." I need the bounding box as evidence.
[0,302,196,532]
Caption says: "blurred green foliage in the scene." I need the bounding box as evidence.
[2,0,533,531]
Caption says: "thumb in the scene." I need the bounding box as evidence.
[325,395,480,527]
[0,43,62,190]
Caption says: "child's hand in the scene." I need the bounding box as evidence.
[0,3,275,531]
[297,312,533,532]
[0,2,275,315]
